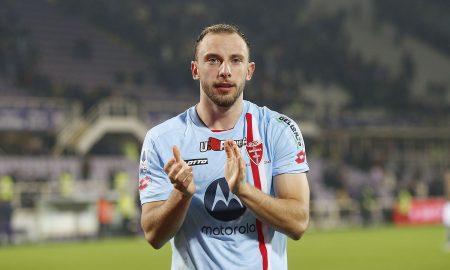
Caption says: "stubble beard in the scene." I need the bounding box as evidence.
[201,81,245,108]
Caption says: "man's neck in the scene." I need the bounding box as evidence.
[196,98,244,131]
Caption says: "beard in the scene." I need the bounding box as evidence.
[200,81,245,108]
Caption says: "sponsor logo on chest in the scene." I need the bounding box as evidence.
[185,158,208,166]
[199,137,246,152]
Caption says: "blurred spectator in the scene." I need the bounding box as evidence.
[59,171,74,198]
[97,196,114,238]
[360,185,376,226]
[117,193,136,236]
[113,170,136,235]
[0,175,14,245]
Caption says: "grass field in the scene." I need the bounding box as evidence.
[1,225,449,270]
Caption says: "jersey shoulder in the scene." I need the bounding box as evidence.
[146,109,190,141]
[245,100,305,148]
[245,100,290,126]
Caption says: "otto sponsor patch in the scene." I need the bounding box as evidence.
[185,158,208,166]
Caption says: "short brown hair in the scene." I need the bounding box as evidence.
[194,24,250,60]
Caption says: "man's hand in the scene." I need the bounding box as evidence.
[164,145,195,197]
[224,140,246,194]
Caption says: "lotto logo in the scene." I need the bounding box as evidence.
[296,150,306,164]
[185,158,208,166]
[139,176,151,191]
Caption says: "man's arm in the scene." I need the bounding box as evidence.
[224,140,310,240]
[141,146,195,249]
[237,173,309,240]
[141,190,193,249]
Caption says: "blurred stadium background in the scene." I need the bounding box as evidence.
[0,0,449,268]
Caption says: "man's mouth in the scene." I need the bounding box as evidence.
[214,83,234,91]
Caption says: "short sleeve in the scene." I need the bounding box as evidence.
[138,131,173,204]
[270,115,309,176]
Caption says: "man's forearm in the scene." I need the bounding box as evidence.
[141,189,193,249]
[237,183,309,240]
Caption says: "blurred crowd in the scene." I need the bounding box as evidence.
[1,0,448,117]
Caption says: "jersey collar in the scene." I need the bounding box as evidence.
[188,100,249,134]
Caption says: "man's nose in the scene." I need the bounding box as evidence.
[219,62,231,78]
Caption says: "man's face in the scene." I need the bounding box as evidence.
[192,33,255,108]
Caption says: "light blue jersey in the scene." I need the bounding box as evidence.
[139,100,309,270]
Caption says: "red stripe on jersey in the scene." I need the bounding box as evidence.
[245,113,268,270]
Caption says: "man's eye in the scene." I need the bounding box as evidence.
[232,58,243,63]
[208,58,219,64]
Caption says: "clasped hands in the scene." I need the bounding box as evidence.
[164,140,246,197]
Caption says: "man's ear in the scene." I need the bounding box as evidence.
[246,62,255,80]
[191,61,200,80]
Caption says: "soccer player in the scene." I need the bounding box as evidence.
[139,24,310,269]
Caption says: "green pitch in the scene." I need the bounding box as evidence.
[0,225,448,270]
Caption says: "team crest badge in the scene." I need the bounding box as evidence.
[246,140,263,165]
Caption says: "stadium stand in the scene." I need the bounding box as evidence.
[10,0,151,91]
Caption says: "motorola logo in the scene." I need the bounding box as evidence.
[204,178,246,221]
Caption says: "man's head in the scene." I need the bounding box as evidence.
[192,24,255,108]
[194,24,251,60]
